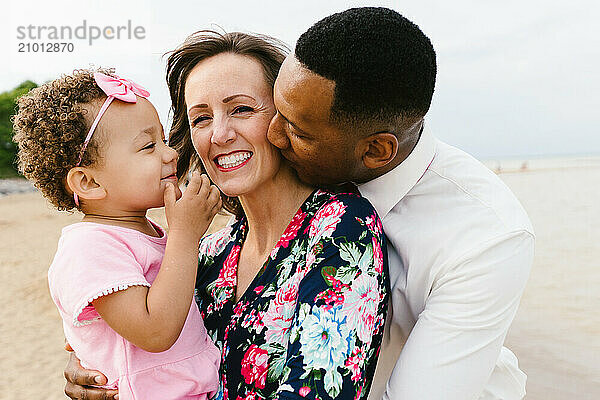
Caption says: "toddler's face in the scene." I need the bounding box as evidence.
[90,98,181,211]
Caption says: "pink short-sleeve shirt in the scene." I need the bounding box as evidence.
[48,221,220,400]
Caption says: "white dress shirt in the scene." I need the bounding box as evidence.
[359,125,534,400]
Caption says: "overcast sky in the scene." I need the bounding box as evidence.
[3,0,599,159]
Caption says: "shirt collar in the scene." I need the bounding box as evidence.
[357,123,437,219]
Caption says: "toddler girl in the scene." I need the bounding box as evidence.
[13,69,222,399]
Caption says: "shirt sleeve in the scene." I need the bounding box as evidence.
[277,194,390,400]
[49,229,151,327]
[381,230,534,400]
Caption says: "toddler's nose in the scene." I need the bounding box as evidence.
[163,142,179,163]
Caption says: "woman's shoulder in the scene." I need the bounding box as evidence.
[311,189,380,220]
[198,217,240,259]
[304,189,384,241]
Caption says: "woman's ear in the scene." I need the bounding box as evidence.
[360,132,399,170]
[66,167,106,202]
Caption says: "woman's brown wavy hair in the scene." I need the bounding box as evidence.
[165,30,288,218]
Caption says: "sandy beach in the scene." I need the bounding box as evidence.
[1,158,598,399]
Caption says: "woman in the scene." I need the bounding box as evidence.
[64,31,389,400]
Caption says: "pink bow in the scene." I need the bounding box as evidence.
[94,72,150,102]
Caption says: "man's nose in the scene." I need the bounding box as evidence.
[267,114,290,150]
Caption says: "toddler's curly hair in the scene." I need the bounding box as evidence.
[13,68,115,211]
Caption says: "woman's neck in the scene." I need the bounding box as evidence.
[238,164,313,256]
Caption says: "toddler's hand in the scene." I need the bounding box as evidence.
[163,171,221,242]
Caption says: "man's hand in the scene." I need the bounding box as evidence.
[64,352,119,400]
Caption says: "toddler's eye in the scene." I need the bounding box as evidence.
[141,142,156,150]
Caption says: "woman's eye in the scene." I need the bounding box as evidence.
[191,116,210,127]
[233,106,254,114]
[142,142,156,150]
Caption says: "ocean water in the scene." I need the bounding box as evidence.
[498,162,600,399]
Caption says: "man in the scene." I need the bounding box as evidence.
[65,7,534,400]
[268,7,533,400]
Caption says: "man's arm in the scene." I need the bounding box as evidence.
[382,231,534,400]
[64,351,118,400]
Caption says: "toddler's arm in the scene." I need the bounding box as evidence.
[92,172,221,352]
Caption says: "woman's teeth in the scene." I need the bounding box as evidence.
[216,152,251,169]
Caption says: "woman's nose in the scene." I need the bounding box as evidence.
[210,119,236,145]
[267,113,290,150]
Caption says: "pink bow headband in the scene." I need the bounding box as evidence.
[74,72,150,206]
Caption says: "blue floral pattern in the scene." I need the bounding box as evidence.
[195,190,389,400]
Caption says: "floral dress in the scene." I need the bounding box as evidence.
[195,190,389,400]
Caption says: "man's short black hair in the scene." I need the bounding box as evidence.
[295,7,436,128]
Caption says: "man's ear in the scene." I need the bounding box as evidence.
[66,167,106,202]
[359,132,399,170]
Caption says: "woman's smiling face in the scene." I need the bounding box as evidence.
[184,52,280,197]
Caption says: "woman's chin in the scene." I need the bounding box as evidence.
[220,189,239,198]
[214,182,245,198]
